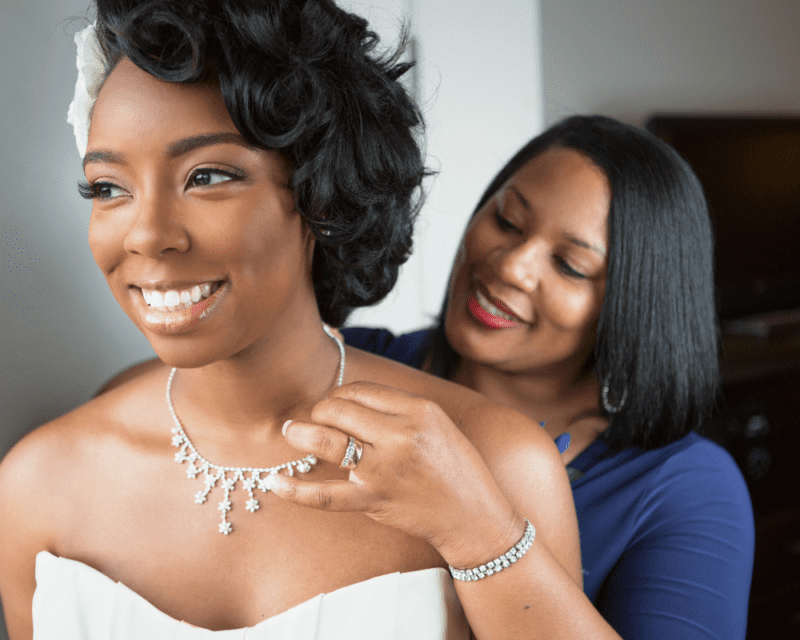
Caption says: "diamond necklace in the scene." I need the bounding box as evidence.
[167,323,346,535]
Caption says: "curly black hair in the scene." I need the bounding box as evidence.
[92,0,426,326]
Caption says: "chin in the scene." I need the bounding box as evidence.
[140,328,249,370]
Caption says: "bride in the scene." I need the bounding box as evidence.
[0,1,586,639]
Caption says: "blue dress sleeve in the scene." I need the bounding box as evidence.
[596,439,755,639]
[341,327,431,369]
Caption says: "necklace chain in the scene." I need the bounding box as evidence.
[167,323,346,535]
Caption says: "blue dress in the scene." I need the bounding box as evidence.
[343,327,755,640]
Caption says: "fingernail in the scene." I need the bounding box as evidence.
[264,474,280,491]
[282,420,292,437]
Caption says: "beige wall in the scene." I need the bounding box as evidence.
[541,0,800,126]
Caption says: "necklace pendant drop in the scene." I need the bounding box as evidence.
[166,323,343,534]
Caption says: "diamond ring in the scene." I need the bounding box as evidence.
[340,436,363,470]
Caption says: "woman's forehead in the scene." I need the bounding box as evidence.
[89,59,236,148]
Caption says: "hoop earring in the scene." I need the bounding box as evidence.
[601,381,627,414]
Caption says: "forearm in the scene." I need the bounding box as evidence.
[453,532,622,640]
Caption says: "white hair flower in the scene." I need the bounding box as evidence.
[66,24,106,158]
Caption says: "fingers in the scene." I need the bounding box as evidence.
[310,394,401,443]
[268,474,371,513]
[283,418,369,468]
[327,380,426,416]
[312,383,448,444]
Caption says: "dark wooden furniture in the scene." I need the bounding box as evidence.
[711,330,800,639]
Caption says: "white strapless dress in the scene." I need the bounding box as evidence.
[33,551,470,639]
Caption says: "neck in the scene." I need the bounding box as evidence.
[169,317,343,438]
[451,357,601,440]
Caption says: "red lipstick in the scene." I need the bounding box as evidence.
[467,293,521,329]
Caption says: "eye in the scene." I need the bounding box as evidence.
[78,181,127,201]
[188,168,245,188]
[554,255,587,279]
[494,212,521,234]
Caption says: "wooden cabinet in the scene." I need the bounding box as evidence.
[712,331,800,639]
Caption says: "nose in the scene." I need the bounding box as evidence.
[495,239,542,293]
[122,190,190,258]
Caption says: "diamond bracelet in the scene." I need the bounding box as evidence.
[448,519,536,582]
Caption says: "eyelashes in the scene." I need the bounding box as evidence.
[77,181,94,200]
[78,167,248,201]
[78,180,121,200]
[188,167,246,187]
[493,211,589,280]
[554,256,587,279]
[494,212,520,233]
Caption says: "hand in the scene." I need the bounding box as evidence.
[270,381,525,568]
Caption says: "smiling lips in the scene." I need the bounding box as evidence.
[134,280,227,335]
[141,282,221,312]
[467,288,523,329]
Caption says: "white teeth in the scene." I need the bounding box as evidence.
[164,291,180,307]
[141,282,220,311]
[475,289,517,322]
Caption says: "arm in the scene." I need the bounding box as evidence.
[269,380,627,640]
[339,329,754,637]
[596,441,754,639]
[0,424,68,640]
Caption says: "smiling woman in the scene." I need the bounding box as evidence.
[0,1,592,640]
[83,62,310,362]
[445,147,610,376]
[343,115,755,639]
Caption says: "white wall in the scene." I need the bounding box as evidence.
[344,0,543,332]
[1,2,152,636]
[541,0,800,127]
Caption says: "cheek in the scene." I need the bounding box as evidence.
[453,220,495,289]
[447,222,488,308]
[540,281,602,331]
[464,217,495,262]
[206,201,305,278]
[88,212,123,275]
[447,241,468,293]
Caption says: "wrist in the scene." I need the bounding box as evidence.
[449,518,535,581]
[438,510,528,571]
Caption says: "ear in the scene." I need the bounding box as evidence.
[278,152,316,267]
[303,221,316,267]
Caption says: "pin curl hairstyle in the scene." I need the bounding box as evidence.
[92,0,426,326]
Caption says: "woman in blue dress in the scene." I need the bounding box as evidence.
[344,115,755,639]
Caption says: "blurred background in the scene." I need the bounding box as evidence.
[2,1,799,638]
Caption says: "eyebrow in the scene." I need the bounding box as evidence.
[508,186,606,258]
[82,132,256,171]
[508,185,531,211]
[566,233,606,258]
[83,150,126,171]
[165,132,257,157]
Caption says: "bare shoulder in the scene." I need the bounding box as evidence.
[95,357,163,395]
[0,407,94,545]
[347,347,582,581]
[0,383,138,639]
[0,361,171,542]
[348,346,561,465]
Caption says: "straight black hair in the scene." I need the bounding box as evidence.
[427,115,719,450]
